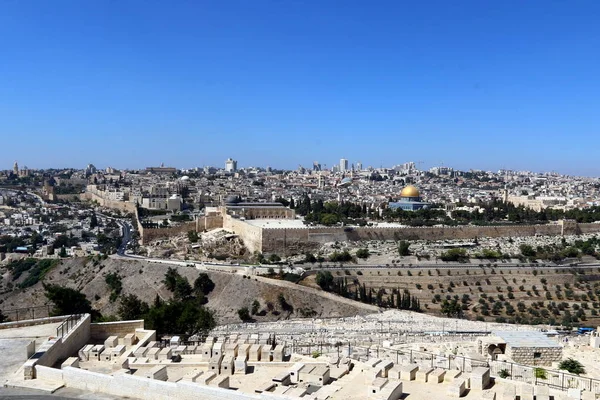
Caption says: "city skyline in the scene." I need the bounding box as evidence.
[1,1,600,175]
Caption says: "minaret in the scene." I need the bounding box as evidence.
[13,161,18,175]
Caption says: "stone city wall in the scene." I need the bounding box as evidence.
[82,192,137,213]
[258,222,600,255]
[223,217,263,254]
[139,221,197,245]
[196,215,224,231]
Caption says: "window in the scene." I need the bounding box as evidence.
[533,352,541,359]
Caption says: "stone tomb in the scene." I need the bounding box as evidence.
[470,367,491,390]
[400,365,418,381]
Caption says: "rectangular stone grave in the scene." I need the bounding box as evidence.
[61,357,79,369]
[567,389,582,400]
[535,385,550,400]
[90,345,105,360]
[79,344,94,361]
[447,379,467,398]
[173,345,187,357]
[520,383,534,400]
[133,346,148,358]
[400,365,418,381]
[104,336,118,348]
[181,369,203,382]
[416,368,433,383]
[388,366,402,380]
[111,345,126,358]
[100,348,112,361]
[198,371,216,385]
[123,333,136,346]
[211,375,229,388]
[157,347,172,360]
[146,347,160,360]
[234,356,247,375]
[501,384,516,400]
[482,391,496,400]
[145,365,168,381]
[445,369,462,383]
[470,367,491,390]
[261,344,273,362]
[429,368,446,384]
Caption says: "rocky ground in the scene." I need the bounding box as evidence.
[0,257,372,324]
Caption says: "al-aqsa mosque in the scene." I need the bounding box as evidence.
[388,185,431,211]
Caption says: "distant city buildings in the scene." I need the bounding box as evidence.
[225,158,238,173]
[339,158,348,172]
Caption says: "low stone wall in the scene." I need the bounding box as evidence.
[82,192,137,213]
[57,366,284,400]
[90,320,145,341]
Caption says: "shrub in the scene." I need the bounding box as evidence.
[558,358,585,375]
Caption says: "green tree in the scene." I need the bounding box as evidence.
[90,213,98,229]
[193,273,215,295]
[59,246,67,258]
[520,244,536,257]
[304,253,317,263]
[268,253,281,263]
[441,299,462,317]
[398,241,411,256]
[44,284,93,316]
[117,294,149,320]
[251,300,260,315]
[187,230,199,243]
[0,308,8,323]
[238,307,252,322]
[558,358,585,375]
[316,271,334,291]
[356,248,370,259]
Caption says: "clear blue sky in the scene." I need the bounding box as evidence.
[1,1,599,175]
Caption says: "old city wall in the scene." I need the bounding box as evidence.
[196,215,224,231]
[577,223,600,234]
[259,222,600,255]
[139,221,197,245]
[82,192,137,213]
[223,216,263,254]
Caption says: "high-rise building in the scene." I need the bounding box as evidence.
[339,158,348,172]
[313,161,321,171]
[225,158,237,173]
[13,161,18,176]
[356,162,363,171]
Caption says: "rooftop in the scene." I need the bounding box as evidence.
[493,331,562,348]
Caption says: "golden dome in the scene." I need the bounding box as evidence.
[400,185,420,198]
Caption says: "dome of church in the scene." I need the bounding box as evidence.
[400,185,420,198]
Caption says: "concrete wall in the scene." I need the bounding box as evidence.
[25,314,91,379]
[90,320,145,341]
[57,366,288,400]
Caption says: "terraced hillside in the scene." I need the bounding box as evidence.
[302,265,600,327]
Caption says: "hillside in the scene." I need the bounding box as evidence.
[0,257,374,324]
[301,265,600,327]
